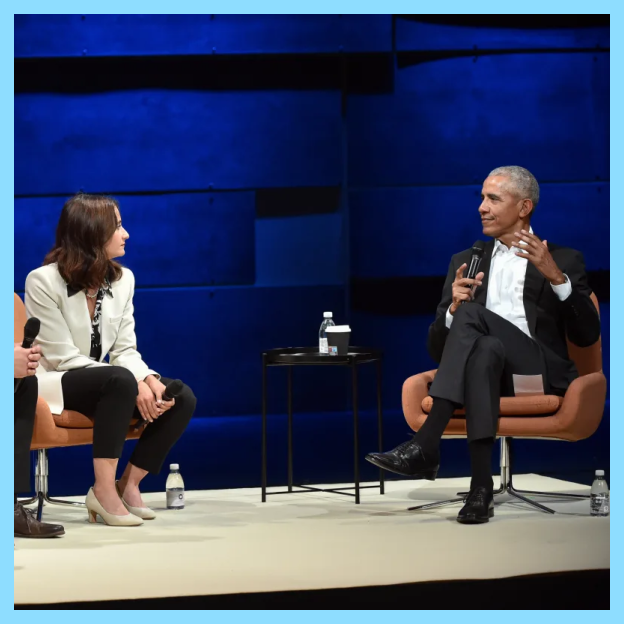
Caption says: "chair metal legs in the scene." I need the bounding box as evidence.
[408,437,563,514]
[21,449,85,521]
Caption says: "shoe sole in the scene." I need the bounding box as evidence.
[14,530,65,538]
[365,455,438,480]
[456,509,495,525]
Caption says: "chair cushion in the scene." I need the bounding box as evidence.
[421,394,563,416]
[53,410,140,429]
[53,410,94,428]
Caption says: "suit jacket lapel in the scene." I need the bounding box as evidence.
[523,260,545,337]
[473,239,494,306]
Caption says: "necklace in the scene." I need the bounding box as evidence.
[85,289,99,299]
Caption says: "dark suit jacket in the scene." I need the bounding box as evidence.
[427,240,601,394]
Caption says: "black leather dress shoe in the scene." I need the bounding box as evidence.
[14,503,65,538]
[457,487,494,524]
[365,439,439,479]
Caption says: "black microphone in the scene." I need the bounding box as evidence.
[467,240,485,280]
[134,379,184,432]
[15,318,41,392]
[465,240,485,300]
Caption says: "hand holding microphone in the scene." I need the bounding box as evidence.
[449,241,485,316]
[135,379,184,431]
[14,318,42,391]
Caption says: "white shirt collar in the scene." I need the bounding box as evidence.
[493,226,533,257]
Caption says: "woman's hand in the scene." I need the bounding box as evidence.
[136,380,161,423]
[145,375,175,414]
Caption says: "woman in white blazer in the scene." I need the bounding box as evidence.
[25,194,196,527]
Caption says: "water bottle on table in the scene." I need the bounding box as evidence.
[319,312,335,354]
[166,463,185,510]
[590,470,609,517]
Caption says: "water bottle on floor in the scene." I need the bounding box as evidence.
[166,463,185,510]
[590,470,609,517]
[319,312,335,354]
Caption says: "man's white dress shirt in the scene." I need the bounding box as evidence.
[446,229,572,337]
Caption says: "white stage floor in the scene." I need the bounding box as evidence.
[14,474,609,606]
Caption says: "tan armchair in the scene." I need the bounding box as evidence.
[402,294,606,513]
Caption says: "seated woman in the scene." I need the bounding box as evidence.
[25,194,196,527]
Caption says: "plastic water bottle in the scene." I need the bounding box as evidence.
[319,312,336,354]
[166,463,185,510]
[590,470,609,517]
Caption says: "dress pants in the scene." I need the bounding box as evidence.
[61,366,197,474]
[15,376,38,495]
[429,303,548,441]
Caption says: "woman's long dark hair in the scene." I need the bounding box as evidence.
[44,193,123,291]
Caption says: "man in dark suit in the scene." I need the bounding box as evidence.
[15,343,65,538]
[366,166,600,524]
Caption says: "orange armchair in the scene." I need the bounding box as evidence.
[402,294,606,513]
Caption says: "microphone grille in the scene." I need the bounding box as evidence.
[24,317,41,339]
[471,240,485,257]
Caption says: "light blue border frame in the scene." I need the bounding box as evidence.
[8,3,615,618]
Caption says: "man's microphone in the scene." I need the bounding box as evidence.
[15,318,41,392]
[134,379,184,432]
[466,240,485,299]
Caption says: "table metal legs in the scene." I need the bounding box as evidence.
[352,362,360,504]
[262,358,383,504]
[377,359,385,496]
[261,354,267,503]
[287,367,293,493]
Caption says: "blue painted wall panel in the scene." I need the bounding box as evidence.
[350,183,609,278]
[133,286,347,416]
[255,214,345,286]
[15,15,391,57]
[396,18,609,51]
[349,53,609,186]
[15,90,341,195]
[14,192,256,291]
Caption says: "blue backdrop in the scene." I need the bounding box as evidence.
[14,15,609,495]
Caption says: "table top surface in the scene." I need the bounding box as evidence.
[263,346,382,365]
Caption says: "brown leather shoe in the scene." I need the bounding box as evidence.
[14,503,65,538]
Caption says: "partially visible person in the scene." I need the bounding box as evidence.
[25,193,197,527]
[15,341,65,538]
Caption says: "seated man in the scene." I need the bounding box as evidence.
[15,341,64,538]
[367,166,600,524]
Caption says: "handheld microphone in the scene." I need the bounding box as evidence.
[134,379,184,432]
[15,318,41,392]
[467,240,485,281]
[465,240,485,301]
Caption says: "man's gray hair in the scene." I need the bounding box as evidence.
[489,166,540,209]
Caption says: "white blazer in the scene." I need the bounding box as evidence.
[24,263,159,414]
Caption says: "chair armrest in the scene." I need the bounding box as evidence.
[30,398,61,449]
[402,369,437,432]
[552,371,607,441]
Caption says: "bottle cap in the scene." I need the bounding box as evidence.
[170,463,179,470]
[595,469,604,476]
[323,312,333,318]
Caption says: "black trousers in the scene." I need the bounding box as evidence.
[429,303,548,441]
[15,376,38,495]
[61,367,196,474]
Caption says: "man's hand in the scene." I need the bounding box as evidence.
[449,264,485,315]
[14,344,41,378]
[512,230,566,285]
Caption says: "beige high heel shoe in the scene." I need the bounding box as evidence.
[86,488,143,526]
[116,482,157,520]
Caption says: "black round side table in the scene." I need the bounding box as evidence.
[261,347,384,504]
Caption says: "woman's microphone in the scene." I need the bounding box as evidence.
[134,379,184,432]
